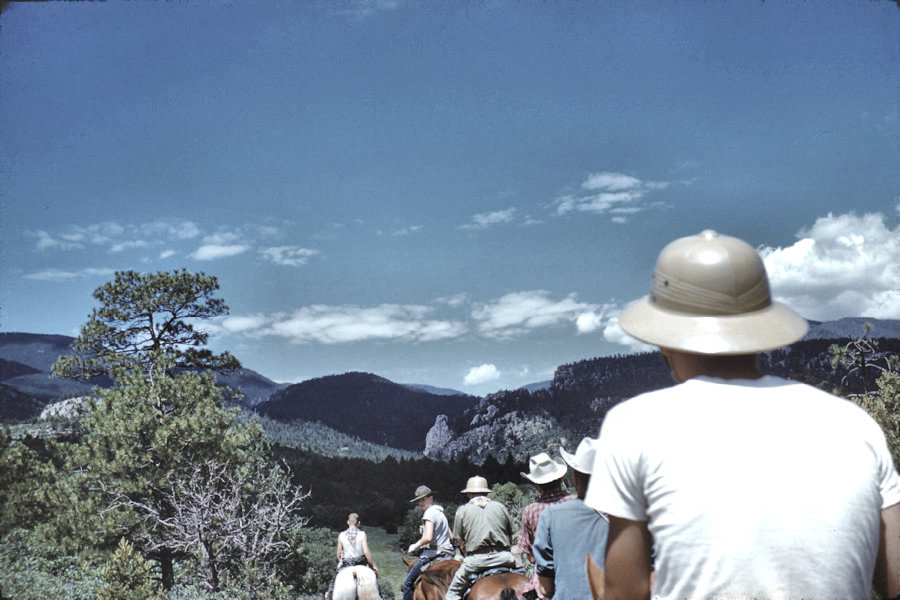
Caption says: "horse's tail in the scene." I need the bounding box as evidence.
[353,567,381,600]
[499,588,518,600]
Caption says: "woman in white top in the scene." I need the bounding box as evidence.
[326,513,379,599]
[336,512,378,571]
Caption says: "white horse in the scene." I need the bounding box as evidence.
[331,565,381,600]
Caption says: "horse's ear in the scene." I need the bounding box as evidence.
[401,556,413,568]
[585,553,605,600]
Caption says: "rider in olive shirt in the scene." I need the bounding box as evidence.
[445,476,516,600]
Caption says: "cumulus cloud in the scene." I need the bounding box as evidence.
[461,208,517,230]
[258,304,467,344]
[760,210,900,320]
[471,290,599,338]
[190,244,250,261]
[464,363,501,386]
[601,313,656,353]
[260,246,320,267]
[554,171,671,222]
[24,267,117,281]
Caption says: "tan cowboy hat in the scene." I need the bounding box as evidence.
[410,485,433,503]
[619,230,808,355]
[521,452,568,485]
[560,437,597,475]
[460,476,492,494]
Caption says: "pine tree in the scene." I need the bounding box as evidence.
[45,269,307,593]
[97,537,164,600]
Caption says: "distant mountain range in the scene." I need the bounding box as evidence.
[256,372,477,451]
[0,332,283,418]
[2,317,899,460]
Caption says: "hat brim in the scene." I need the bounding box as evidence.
[520,463,568,485]
[560,447,593,474]
[618,296,808,355]
[460,485,492,494]
[409,493,431,503]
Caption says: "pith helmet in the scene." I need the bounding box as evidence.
[619,230,808,354]
[460,476,492,494]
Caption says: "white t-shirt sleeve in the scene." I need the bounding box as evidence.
[584,403,649,521]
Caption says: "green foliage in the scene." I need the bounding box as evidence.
[52,269,240,379]
[0,527,104,600]
[830,324,900,469]
[259,415,418,461]
[489,482,536,540]
[854,371,900,469]
[283,526,336,595]
[97,537,165,600]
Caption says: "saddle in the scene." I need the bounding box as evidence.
[464,565,524,587]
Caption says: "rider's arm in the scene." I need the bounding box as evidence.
[875,502,900,597]
[336,534,344,560]
[359,532,378,573]
[408,519,435,554]
[604,515,652,600]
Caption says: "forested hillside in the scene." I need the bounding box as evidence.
[257,372,478,451]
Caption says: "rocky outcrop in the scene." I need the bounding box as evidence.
[424,410,569,463]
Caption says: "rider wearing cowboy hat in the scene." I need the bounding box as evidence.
[516,451,576,597]
[585,230,900,599]
[533,437,610,600]
[445,476,517,600]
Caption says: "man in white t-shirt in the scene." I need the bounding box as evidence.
[585,230,900,600]
[402,485,454,600]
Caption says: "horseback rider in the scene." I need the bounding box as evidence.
[325,513,378,599]
[445,476,517,600]
[401,485,454,600]
[516,451,575,597]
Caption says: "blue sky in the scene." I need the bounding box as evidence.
[1,1,899,395]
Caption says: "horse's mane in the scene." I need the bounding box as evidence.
[419,559,460,588]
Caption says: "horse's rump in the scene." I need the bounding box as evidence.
[333,565,381,600]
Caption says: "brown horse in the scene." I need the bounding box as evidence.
[404,557,533,600]
[585,553,605,600]
[467,570,530,600]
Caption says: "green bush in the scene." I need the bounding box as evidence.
[97,537,164,600]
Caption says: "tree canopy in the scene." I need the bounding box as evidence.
[52,269,240,379]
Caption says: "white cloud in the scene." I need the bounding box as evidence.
[190,244,251,261]
[575,311,605,334]
[390,225,423,236]
[261,304,467,344]
[222,314,269,333]
[461,208,517,230]
[24,267,117,281]
[159,250,176,259]
[601,313,656,353]
[472,290,598,338]
[554,171,671,222]
[464,363,501,386]
[260,246,320,267]
[760,210,900,320]
[28,219,201,253]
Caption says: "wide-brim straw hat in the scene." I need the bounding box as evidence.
[460,476,492,494]
[410,485,433,503]
[560,437,597,475]
[521,452,568,485]
[619,230,808,355]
